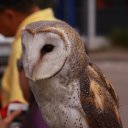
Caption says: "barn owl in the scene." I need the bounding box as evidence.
[21,20,123,128]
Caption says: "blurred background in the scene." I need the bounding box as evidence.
[0,0,128,127]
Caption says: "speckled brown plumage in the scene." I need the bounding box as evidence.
[80,63,122,128]
[22,20,123,128]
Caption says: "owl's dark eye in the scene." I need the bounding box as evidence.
[41,44,54,55]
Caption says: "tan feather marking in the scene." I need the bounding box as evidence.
[88,65,100,79]
[25,28,35,35]
[90,80,104,110]
[114,106,121,122]
[88,64,119,107]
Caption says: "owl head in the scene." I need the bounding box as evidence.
[21,21,88,81]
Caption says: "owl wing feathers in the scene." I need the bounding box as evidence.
[88,62,119,107]
[80,62,123,128]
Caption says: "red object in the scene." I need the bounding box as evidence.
[0,101,22,119]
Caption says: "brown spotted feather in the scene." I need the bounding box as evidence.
[80,62,123,128]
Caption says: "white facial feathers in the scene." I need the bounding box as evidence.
[22,31,69,81]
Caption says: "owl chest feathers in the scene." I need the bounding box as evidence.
[30,78,89,128]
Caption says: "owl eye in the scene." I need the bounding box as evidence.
[41,44,54,55]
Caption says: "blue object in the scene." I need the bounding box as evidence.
[54,0,76,27]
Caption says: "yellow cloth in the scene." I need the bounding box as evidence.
[2,8,56,106]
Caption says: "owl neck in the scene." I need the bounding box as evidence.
[29,77,85,127]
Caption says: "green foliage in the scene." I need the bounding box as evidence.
[109,28,128,47]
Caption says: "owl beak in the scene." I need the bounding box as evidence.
[30,65,38,81]
[23,63,36,81]
[27,72,36,81]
